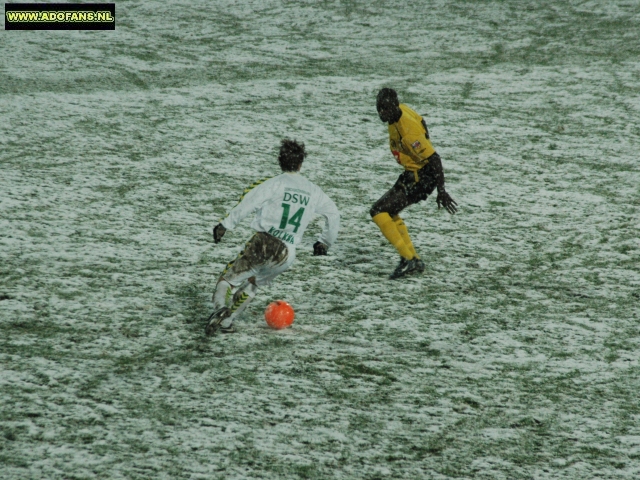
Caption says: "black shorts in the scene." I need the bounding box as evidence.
[370,153,441,217]
[395,162,439,203]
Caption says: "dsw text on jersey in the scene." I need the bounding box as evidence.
[283,192,310,205]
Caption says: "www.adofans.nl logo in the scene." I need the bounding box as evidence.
[5,3,116,30]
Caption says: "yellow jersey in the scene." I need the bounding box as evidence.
[387,104,435,176]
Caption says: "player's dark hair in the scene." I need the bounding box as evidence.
[376,87,399,109]
[278,139,306,172]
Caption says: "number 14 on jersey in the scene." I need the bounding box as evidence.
[279,203,305,233]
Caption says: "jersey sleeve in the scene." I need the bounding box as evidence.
[220,178,273,230]
[314,191,340,248]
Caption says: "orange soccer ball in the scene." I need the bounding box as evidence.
[264,300,295,330]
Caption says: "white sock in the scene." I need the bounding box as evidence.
[221,283,258,327]
[212,279,234,309]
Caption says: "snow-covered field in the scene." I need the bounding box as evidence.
[1,1,639,478]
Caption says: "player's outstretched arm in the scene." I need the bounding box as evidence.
[436,190,458,214]
[429,154,457,215]
[217,178,273,240]
[315,193,340,249]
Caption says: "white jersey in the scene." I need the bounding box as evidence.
[220,172,340,250]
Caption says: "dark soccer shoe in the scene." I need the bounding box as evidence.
[205,307,231,336]
[389,257,424,280]
[389,257,409,279]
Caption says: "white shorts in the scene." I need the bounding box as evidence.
[219,232,295,288]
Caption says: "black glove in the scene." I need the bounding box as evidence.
[213,223,226,243]
[436,190,458,214]
[313,241,328,256]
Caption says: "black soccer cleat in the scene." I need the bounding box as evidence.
[389,257,424,280]
[205,307,232,336]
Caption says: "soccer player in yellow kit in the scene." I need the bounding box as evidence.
[371,88,458,279]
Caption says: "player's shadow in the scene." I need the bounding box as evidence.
[333,243,394,278]
[173,282,213,334]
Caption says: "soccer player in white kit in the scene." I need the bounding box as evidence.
[206,139,340,335]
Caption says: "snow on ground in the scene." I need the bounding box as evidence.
[1,1,639,478]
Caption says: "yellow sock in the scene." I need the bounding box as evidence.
[372,212,413,260]
[392,215,418,259]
